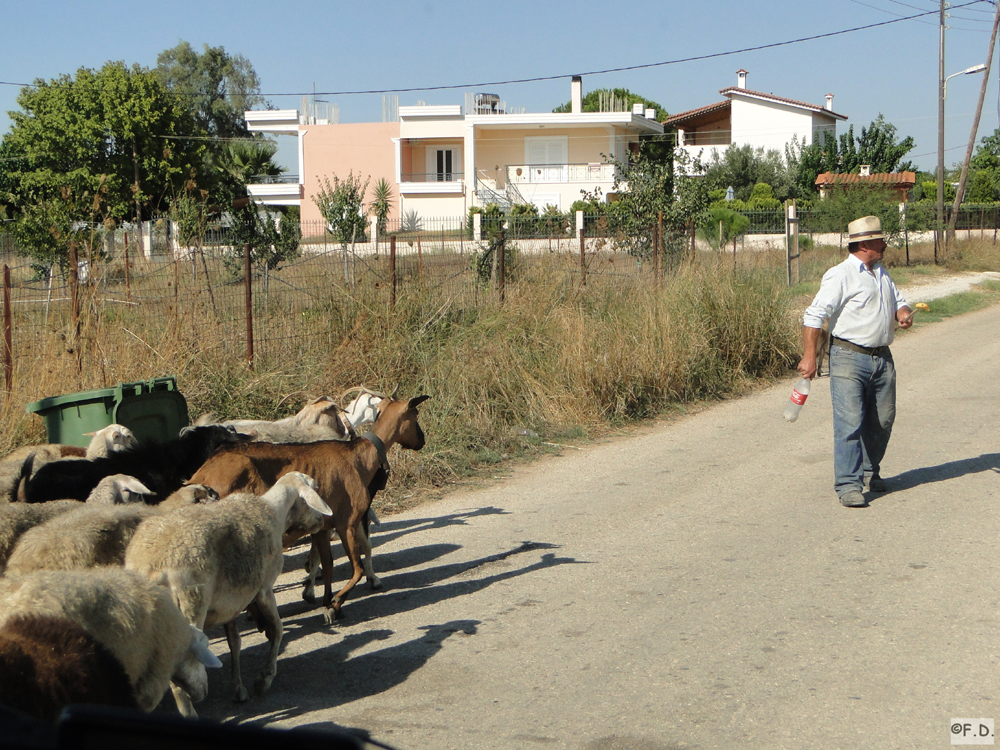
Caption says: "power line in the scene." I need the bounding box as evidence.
[0,1,992,99]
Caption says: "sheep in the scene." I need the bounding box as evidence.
[6,484,221,576]
[196,396,352,444]
[0,614,138,722]
[82,424,139,458]
[124,471,332,716]
[0,501,82,575]
[5,503,160,575]
[0,424,138,504]
[159,483,220,509]
[21,424,249,504]
[188,395,430,623]
[85,474,154,506]
[0,568,221,716]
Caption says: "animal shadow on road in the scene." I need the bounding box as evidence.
[274,542,581,649]
[885,453,1000,493]
[198,619,480,729]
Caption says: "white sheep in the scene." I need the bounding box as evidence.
[6,503,160,575]
[159,483,220,509]
[124,471,332,716]
[82,424,139,458]
[0,501,81,575]
[0,568,221,714]
[85,474,154,505]
[0,424,139,503]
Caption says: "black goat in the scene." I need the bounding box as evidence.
[21,425,248,504]
[0,614,138,723]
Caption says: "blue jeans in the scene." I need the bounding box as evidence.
[829,345,896,497]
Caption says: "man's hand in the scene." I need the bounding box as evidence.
[896,306,913,329]
[798,325,823,379]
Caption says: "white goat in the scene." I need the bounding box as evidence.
[0,568,221,713]
[0,501,81,575]
[124,471,332,716]
[196,396,352,444]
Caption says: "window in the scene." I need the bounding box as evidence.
[436,149,454,181]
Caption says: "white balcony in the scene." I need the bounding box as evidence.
[246,179,303,206]
[507,163,617,185]
[399,172,464,194]
[244,109,300,133]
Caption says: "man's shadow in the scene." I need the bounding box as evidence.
[886,453,1000,493]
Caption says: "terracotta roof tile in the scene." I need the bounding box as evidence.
[662,101,730,126]
[719,87,848,120]
[815,171,916,187]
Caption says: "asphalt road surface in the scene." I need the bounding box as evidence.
[195,298,1000,750]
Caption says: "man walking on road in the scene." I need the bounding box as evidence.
[798,215,913,508]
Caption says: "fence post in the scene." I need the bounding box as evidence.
[474,212,482,242]
[124,234,131,302]
[3,265,11,398]
[68,240,80,335]
[657,210,663,286]
[244,243,254,369]
[498,228,506,305]
[579,227,587,288]
[417,233,423,282]
[390,235,397,309]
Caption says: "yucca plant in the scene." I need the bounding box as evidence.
[371,177,393,234]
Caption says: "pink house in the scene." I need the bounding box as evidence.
[245,77,664,228]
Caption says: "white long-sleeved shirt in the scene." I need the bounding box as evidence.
[803,255,909,348]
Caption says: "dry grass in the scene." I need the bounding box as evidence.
[2,233,995,512]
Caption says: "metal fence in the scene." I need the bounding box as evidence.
[0,217,684,389]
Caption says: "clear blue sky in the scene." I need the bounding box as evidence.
[3,0,999,176]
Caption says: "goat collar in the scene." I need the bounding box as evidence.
[362,432,390,474]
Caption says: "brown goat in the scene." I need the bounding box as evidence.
[188,395,430,623]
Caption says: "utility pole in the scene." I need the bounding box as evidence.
[937,0,946,258]
[948,2,1000,240]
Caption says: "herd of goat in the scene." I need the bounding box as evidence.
[0,387,431,724]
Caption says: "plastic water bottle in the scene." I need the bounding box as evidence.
[784,377,810,422]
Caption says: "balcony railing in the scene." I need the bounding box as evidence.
[507,163,616,184]
[247,174,299,184]
[401,172,462,183]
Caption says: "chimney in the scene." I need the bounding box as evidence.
[825,93,834,111]
[632,102,645,116]
[737,69,748,89]
[571,76,582,114]
[644,108,655,119]
[860,165,871,177]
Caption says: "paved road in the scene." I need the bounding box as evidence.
[197,301,1000,750]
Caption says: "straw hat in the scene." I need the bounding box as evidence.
[847,215,884,243]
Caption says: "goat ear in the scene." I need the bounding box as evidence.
[189,626,223,668]
[408,395,431,410]
[308,395,334,405]
[301,486,333,516]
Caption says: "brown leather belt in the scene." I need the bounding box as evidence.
[832,337,889,356]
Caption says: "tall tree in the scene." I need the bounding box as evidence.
[553,87,671,163]
[155,42,272,209]
[155,41,267,140]
[2,61,202,224]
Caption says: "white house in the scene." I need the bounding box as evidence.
[664,69,847,171]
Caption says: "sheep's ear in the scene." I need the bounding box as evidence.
[122,477,154,496]
[408,395,431,410]
[300,485,333,516]
[83,430,97,437]
[189,626,222,668]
